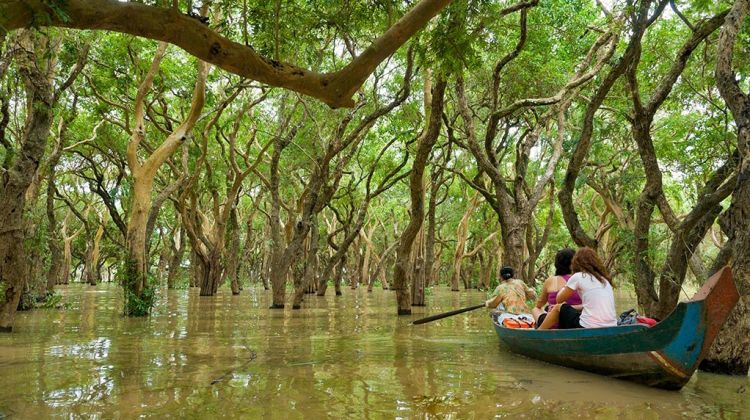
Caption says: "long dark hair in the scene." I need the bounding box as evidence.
[554,248,575,276]
[572,247,613,287]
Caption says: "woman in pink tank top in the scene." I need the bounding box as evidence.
[532,249,582,327]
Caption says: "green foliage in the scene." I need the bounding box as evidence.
[46,0,70,22]
[2,0,746,318]
[121,259,156,317]
[31,1,71,26]
[37,292,64,309]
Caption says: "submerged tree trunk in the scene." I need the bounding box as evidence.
[124,178,155,311]
[197,250,223,296]
[701,0,750,376]
[84,242,96,286]
[167,226,184,289]
[353,239,365,290]
[409,221,426,305]
[293,214,318,308]
[43,122,67,295]
[238,195,262,290]
[123,44,207,316]
[423,177,440,290]
[155,233,170,286]
[623,10,732,318]
[371,240,397,291]
[0,32,55,331]
[478,249,492,291]
[261,236,271,290]
[410,240,426,306]
[334,257,345,297]
[450,193,479,291]
[189,250,201,288]
[392,78,446,315]
[84,216,106,286]
[227,207,241,295]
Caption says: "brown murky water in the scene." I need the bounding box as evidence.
[0,284,747,418]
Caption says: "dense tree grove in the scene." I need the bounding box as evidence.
[0,0,748,375]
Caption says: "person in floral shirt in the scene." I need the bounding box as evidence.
[485,266,536,314]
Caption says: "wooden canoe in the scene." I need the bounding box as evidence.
[492,266,739,390]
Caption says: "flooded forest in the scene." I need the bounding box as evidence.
[1,0,749,417]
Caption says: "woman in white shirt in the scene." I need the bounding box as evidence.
[538,247,617,329]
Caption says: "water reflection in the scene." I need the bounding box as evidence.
[0,284,747,418]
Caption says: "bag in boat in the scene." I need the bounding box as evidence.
[636,316,657,327]
[618,308,638,326]
[618,309,658,327]
[496,313,535,329]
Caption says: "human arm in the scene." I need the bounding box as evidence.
[534,280,549,310]
[486,283,507,308]
[485,294,502,308]
[541,286,575,328]
[524,282,537,301]
[554,286,575,305]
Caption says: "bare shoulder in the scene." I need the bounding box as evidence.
[542,275,557,289]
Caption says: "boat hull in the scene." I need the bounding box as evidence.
[493,266,739,390]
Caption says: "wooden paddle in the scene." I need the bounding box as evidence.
[411,303,486,325]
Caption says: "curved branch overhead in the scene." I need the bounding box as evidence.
[0,0,453,108]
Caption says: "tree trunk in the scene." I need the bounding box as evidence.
[359,226,375,291]
[370,241,397,291]
[227,207,241,295]
[293,214,318,308]
[411,226,426,306]
[18,242,42,310]
[353,239,365,290]
[261,239,271,290]
[625,10,734,318]
[45,224,63,291]
[238,201,260,290]
[85,219,105,286]
[44,140,64,295]
[498,212,526,282]
[123,45,207,315]
[461,258,472,290]
[61,231,77,285]
[124,178,153,315]
[190,249,201,288]
[392,78,446,315]
[478,249,492,291]
[557,2,662,250]
[423,180,439,289]
[167,226,185,289]
[411,253,426,305]
[367,253,380,292]
[0,33,55,331]
[155,236,170,286]
[702,0,750,375]
[198,250,222,296]
[334,257,345,296]
[84,243,96,286]
[268,126,294,308]
[450,193,479,291]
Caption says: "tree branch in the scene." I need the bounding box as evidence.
[3,0,453,108]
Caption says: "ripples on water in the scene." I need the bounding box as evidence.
[0,284,747,418]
